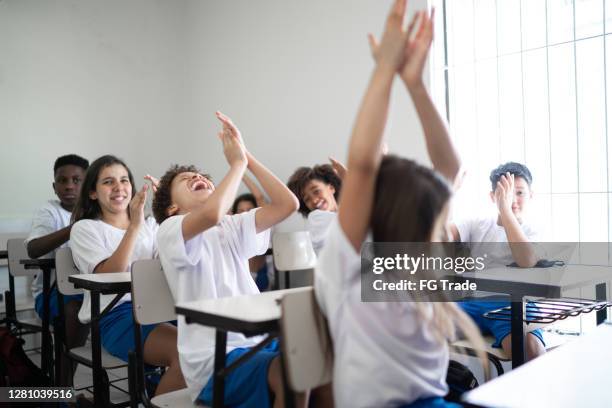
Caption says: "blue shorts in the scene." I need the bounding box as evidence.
[35,287,83,323]
[400,397,461,408]
[99,301,159,362]
[459,301,545,348]
[198,339,279,408]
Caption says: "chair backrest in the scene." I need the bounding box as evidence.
[272,231,317,271]
[55,247,82,296]
[7,238,36,277]
[131,259,176,325]
[280,288,332,392]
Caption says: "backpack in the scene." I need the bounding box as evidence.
[0,327,52,387]
[445,360,479,402]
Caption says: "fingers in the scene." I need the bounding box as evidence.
[367,33,379,55]
[388,0,407,23]
[406,10,421,39]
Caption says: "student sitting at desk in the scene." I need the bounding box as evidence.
[287,161,342,254]
[315,3,486,406]
[70,155,186,396]
[450,162,546,361]
[25,154,89,324]
[154,112,309,406]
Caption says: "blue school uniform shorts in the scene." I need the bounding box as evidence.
[99,301,159,362]
[198,339,279,408]
[459,301,545,348]
[401,397,461,408]
[35,286,83,323]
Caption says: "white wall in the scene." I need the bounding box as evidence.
[0,0,430,229]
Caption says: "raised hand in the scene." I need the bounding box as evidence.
[217,114,247,168]
[400,9,434,88]
[494,172,514,215]
[329,156,347,180]
[144,174,160,193]
[129,184,148,227]
[367,0,415,73]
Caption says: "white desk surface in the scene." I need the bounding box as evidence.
[463,323,612,408]
[461,265,612,292]
[176,287,312,323]
[69,272,131,283]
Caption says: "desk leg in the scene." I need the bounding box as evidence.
[91,291,108,408]
[41,267,51,381]
[596,282,607,325]
[511,301,525,368]
[213,330,227,408]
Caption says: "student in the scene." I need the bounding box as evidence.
[287,161,343,253]
[314,3,486,407]
[154,112,307,406]
[25,154,89,322]
[70,155,185,396]
[450,162,546,361]
[231,175,270,291]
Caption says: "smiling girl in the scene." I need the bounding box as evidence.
[70,155,185,396]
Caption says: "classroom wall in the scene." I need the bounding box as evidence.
[0,0,430,230]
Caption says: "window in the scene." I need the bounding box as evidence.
[432,0,611,246]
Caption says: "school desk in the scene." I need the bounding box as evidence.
[175,287,311,408]
[463,322,612,407]
[449,265,611,368]
[69,272,131,408]
[20,258,55,381]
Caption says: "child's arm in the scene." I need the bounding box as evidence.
[496,173,537,267]
[340,0,418,250]
[400,10,461,184]
[181,114,248,241]
[95,184,149,273]
[215,112,299,233]
[27,227,71,259]
[242,174,267,207]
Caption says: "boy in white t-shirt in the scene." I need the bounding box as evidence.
[154,112,308,406]
[450,162,546,361]
[25,154,89,323]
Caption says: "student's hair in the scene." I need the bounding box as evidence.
[371,155,489,377]
[231,193,257,215]
[54,154,89,174]
[152,164,212,225]
[72,155,135,223]
[490,162,532,191]
[287,164,342,216]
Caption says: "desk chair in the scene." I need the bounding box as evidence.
[2,239,53,373]
[55,248,128,400]
[279,288,332,408]
[130,259,198,408]
[272,231,317,289]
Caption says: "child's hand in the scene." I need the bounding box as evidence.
[367,0,414,73]
[216,111,246,148]
[218,120,247,168]
[399,9,434,88]
[494,173,514,215]
[144,174,159,193]
[329,157,347,180]
[129,184,148,227]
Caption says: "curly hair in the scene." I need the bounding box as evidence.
[489,162,532,191]
[152,164,212,225]
[231,193,257,214]
[287,164,342,216]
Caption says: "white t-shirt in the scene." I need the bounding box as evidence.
[157,209,270,401]
[25,200,72,297]
[70,217,158,323]
[315,220,449,408]
[307,210,336,255]
[455,217,539,266]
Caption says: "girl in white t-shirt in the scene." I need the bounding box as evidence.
[70,155,185,396]
[315,2,486,407]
